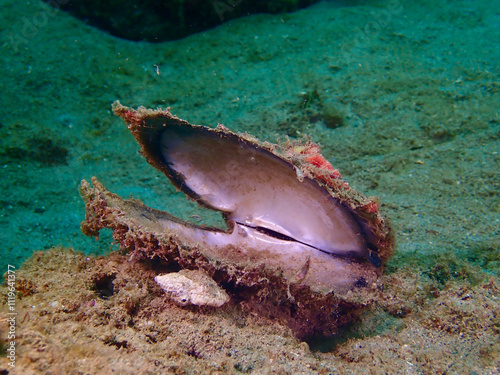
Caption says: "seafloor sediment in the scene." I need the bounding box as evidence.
[0,248,498,374]
[0,0,499,372]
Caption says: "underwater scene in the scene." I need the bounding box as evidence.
[0,0,499,373]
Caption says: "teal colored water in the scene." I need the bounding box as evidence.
[4,0,499,271]
[1,0,499,372]
[1,0,498,279]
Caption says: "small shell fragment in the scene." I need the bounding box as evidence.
[155,270,230,307]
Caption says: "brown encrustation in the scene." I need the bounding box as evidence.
[80,178,375,339]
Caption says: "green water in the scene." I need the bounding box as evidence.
[1,0,498,288]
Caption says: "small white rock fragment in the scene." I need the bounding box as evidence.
[155,270,229,307]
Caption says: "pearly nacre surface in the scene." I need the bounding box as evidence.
[160,125,367,258]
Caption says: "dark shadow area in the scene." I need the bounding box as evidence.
[307,308,405,352]
[43,0,321,42]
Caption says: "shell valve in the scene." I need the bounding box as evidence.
[79,101,394,338]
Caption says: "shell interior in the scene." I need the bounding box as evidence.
[108,102,396,294]
[159,124,369,261]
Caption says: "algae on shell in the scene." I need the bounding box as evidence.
[79,102,395,338]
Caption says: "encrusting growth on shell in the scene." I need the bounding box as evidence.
[79,101,395,339]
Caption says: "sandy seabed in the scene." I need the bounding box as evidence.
[0,248,498,374]
[0,0,499,373]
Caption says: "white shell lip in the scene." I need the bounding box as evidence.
[105,101,395,294]
[156,217,375,294]
[159,125,368,260]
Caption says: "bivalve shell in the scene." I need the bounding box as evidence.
[79,101,395,338]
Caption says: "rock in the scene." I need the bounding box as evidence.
[44,0,321,42]
[155,270,230,307]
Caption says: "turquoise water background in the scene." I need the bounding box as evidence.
[0,0,498,277]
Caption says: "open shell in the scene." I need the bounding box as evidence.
[79,101,394,338]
